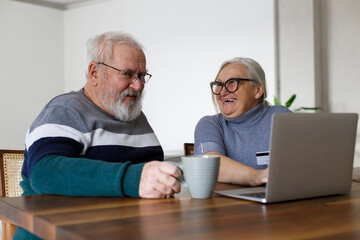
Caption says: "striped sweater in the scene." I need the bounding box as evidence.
[20,89,163,198]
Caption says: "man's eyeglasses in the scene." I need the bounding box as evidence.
[97,62,152,84]
[210,78,257,95]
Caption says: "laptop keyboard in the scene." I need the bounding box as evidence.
[239,192,266,198]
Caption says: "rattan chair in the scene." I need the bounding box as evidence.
[0,149,24,240]
[184,143,194,156]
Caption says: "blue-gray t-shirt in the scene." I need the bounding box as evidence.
[194,103,291,169]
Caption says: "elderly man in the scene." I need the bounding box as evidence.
[14,31,181,239]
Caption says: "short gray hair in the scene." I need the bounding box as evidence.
[86,31,144,80]
[212,57,268,111]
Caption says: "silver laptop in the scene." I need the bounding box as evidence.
[215,113,358,203]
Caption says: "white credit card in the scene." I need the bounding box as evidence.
[256,151,269,165]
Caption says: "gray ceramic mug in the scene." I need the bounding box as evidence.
[175,155,220,199]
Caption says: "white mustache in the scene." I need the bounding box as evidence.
[120,89,141,100]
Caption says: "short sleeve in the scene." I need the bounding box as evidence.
[194,115,226,155]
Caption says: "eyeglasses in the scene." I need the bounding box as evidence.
[97,62,152,84]
[210,78,257,95]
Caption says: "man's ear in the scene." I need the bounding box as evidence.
[255,84,264,99]
[88,62,99,86]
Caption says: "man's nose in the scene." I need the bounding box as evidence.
[129,77,144,91]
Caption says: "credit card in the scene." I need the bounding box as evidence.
[256,151,269,165]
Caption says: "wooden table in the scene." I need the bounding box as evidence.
[1,179,360,239]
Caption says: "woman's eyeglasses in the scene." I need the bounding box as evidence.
[210,78,256,95]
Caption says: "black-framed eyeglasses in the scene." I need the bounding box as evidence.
[97,62,152,84]
[210,78,257,95]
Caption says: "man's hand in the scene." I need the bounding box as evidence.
[139,161,182,198]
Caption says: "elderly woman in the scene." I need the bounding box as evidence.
[194,57,291,186]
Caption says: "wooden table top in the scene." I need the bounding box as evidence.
[1,174,360,239]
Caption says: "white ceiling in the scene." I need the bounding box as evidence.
[13,0,106,10]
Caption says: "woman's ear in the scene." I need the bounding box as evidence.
[255,84,264,99]
[88,62,99,86]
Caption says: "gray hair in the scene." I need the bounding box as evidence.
[212,57,268,112]
[85,31,144,80]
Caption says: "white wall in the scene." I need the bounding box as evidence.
[0,0,64,149]
[277,0,321,109]
[321,0,360,113]
[64,0,276,152]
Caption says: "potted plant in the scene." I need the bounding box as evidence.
[274,94,321,111]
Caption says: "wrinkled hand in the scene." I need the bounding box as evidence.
[139,161,182,198]
[248,168,268,187]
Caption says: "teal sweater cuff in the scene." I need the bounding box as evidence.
[122,162,146,198]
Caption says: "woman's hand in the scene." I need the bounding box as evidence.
[205,151,268,186]
[247,168,268,186]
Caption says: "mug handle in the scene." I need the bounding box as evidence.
[173,162,187,188]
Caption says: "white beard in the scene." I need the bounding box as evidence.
[100,87,143,122]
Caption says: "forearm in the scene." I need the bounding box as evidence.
[205,151,267,186]
[30,155,145,197]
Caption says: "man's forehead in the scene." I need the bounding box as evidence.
[111,44,146,68]
[112,44,144,57]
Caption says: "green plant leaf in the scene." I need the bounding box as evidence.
[285,94,296,108]
[274,96,281,105]
[294,107,322,111]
